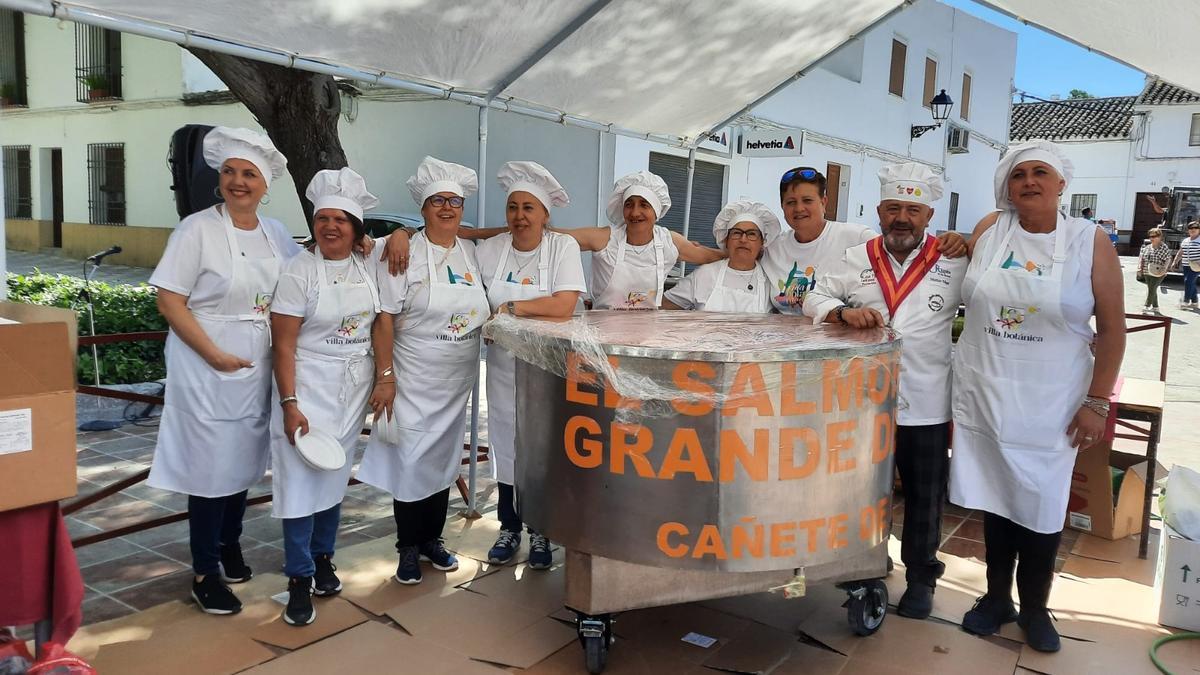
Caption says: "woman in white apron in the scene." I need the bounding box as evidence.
[662,199,778,313]
[554,171,723,309]
[148,127,297,616]
[951,141,1125,652]
[358,157,490,585]
[268,168,385,626]
[476,161,586,568]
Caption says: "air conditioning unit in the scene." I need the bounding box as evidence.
[947,125,970,154]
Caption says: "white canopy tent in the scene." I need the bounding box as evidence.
[3,0,1195,506]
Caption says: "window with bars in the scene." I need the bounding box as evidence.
[75,25,121,103]
[2,145,32,218]
[1190,113,1200,146]
[0,10,27,107]
[1069,194,1097,218]
[87,143,126,225]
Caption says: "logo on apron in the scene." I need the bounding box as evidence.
[1001,251,1047,276]
[624,290,653,308]
[776,263,815,308]
[331,311,371,344]
[986,305,1044,342]
[253,292,273,315]
[505,272,534,285]
[440,310,481,343]
[447,267,475,286]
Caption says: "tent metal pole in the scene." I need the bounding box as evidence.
[679,146,697,276]
[465,103,489,519]
[486,0,614,100]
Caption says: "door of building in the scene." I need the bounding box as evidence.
[1130,191,1165,255]
[51,148,63,247]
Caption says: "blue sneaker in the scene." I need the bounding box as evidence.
[394,545,422,585]
[419,539,459,572]
[487,530,521,564]
[528,532,553,570]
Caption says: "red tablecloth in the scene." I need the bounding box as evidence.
[0,502,84,645]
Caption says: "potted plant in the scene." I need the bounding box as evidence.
[0,82,14,107]
[79,73,110,100]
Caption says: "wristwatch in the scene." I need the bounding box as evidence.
[833,305,849,324]
[506,301,516,316]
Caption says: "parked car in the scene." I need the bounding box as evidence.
[364,212,476,238]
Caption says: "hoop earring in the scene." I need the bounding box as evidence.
[213,186,224,200]
[260,193,271,205]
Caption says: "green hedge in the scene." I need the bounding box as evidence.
[6,272,167,385]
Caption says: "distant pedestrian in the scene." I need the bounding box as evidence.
[1137,228,1171,313]
[1172,222,1200,308]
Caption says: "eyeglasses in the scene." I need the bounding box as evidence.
[1149,234,1162,238]
[727,228,763,241]
[428,195,464,208]
[780,167,820,184]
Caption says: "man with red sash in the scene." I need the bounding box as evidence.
[804,162,966,620]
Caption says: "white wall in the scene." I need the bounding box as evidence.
[1139,103,1200,161]
[180,51,227,94]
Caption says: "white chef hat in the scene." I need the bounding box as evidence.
[713,199,781,251]
[994,140,1074,210]
[605,171,672,225]
[202,126,287,187]
[406,156,479,207]
[497,161,570,210]
[878,162,943,206]
[305,167,379,222]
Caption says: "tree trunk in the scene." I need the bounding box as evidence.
[186,48,346,231]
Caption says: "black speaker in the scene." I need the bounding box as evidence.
[168,124,222,219]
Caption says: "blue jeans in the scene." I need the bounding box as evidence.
[282,503,341,578]
[1184,266,1199,303]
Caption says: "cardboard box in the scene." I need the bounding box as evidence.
[0,302,78,512]
[1065,444,1161,540]
[1156,523,1200,631]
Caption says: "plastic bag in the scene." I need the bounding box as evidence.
[0,630,33,675]
[25,644,95,675]
[1162,465,1200,540]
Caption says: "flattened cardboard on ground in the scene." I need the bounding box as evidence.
[0,312,78,511]
[613,602,752,664]
[769,641,849,675]
[87,612,277,675]
[1155,522,1200,631]
[699,621,797,674]
[1016,621,1196,675]
[241,620,504,675]
[246,596,367,650]
[458,557,566,615]
[1036,573,1165,641]
[385,588,573,668]
[521,642,713,674]
[1062,548,1158,587]
[1066,444,1163,540]
[795,583,865,656]
[884,555,995,626]
[844,614,1020,675]
[67,600,196,660]
[699,590,821,634]
[442,512,528,565]
[337,539,487,615]
[1070,530,1158,563]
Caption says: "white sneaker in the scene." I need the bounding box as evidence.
[1143,306,1153,313]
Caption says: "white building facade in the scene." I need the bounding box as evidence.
[2,0,1015,269]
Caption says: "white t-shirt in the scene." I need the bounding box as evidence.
[476,231,588,300]
[375,233,481,315]
[804,239,966,425]
[590,225,679,308]
[233,227,273,259]
[664,262,766,311]
[760,220,876,314]
[271,249,375,318]
[150,205,301,312]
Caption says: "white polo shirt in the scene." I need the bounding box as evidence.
[804,238,966,426]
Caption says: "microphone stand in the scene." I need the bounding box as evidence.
[81,256,102,387]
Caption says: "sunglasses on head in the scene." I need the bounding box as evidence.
[780,167,820,184]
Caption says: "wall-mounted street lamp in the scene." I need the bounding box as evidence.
[911,89,954,139]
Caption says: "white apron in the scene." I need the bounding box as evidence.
[485,240,551,484]
[703,263,771,313]
[358,235,490,501]
[269,250,380,519]
[949,213,1093,533]
[592,225,671,309]
[149,208,281,498]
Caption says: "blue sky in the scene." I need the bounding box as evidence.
[944,0,1147,100]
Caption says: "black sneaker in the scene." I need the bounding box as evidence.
[528,533,552,570]
[394,545,422,585]
[283,576,316,626]
[191,574,242,615]
[896,582,934,619]
[313,554,342,596]
[487,530,521,565]
[1018,609,1061,653]
[962,594,1018,636]
[219,543,253,584]
[418,539,459,572]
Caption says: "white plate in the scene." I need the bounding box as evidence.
[294,428,346,471]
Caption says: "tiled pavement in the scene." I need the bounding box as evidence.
[6,248,154,285]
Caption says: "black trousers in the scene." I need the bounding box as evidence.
[895,423,950,586]
[392,487,451,549]
[983,512,1061,610]
[497,482,523,533]
[188,490,248,576]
